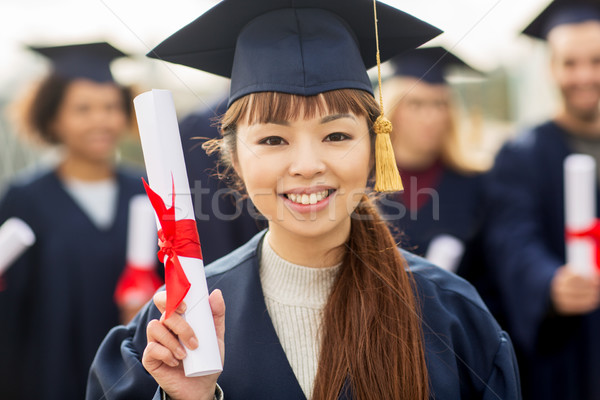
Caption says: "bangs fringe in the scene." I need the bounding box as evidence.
[221,89,379,132]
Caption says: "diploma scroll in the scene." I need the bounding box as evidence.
[134,89,222,377]
[564,154,597,276]
[0,217,35,276]
[114,195,162,307]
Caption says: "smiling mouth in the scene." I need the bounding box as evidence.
[283,189,335,205]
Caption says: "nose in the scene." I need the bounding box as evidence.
[288,140,326,179]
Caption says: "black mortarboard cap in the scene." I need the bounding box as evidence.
[148,0,442,107]
[390,46,475,84]
[522,0,600,40]
[29,42,126,82]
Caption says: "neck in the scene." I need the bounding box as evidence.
[266,222,349,268]
[57,153,115,181]
[555,108,600,138]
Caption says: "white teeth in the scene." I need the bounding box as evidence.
[285,189,331,205]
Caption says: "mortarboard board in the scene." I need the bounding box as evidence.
[148,0,442,107]
[29,42,127,82]
[389,46,476,85]
[522,0,600,40]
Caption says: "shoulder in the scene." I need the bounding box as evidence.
[0,168,56,202]
[499,120,565,157]
[403,251,520,396]
[404,249,494,320]
[115,165,146,183]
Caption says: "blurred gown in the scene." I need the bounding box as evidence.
[0,167,146,400]
[377,163,495,310]
[179,100,263,264]
[485,120,600,400]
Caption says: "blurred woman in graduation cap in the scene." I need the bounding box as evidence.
[485,0,600,399]
[377,47,491,280]
[87,1,521,399]
[0,42,154,400]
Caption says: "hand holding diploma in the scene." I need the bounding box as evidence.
[143,290,225,400]
[115,194,163,323]
[0,217,35,277]
[134,89,222,378]
[553,154,600,315]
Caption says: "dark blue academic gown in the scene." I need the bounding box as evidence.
[87,230,521,400]
[377,168,496,315]
[485,120,600,400]
[0,167,146,400]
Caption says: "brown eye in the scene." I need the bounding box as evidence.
[259,136,286,145]
[324,132,349,142]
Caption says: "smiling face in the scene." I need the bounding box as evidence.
[229,92,374,244]
[549,21,600,122]
[51,78,128,162]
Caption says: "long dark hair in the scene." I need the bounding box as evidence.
[205,89,429,399]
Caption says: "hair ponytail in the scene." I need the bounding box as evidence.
[312,194,429,400]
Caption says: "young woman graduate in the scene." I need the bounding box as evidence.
[0,42,149,400]
[87,1,521,399]
[375,47,497,312]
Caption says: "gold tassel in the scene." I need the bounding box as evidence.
[372,0,403,192]
[374,115,403,192]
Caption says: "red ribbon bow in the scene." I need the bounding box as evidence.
[566,218,600,271]
[142,178,202,318]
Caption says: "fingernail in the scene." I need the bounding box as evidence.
[179,303,187,313]
[170,359,179,367]
[189,337,199,349]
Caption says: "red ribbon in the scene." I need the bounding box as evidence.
[142,178,203,318]
[565,218,600,271]
[114,263,163,306]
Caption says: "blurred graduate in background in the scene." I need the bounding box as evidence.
[485,1,600,398]
[377,47,491,285]
[0,42,152,400]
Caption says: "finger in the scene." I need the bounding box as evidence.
[161,311,197,350]
[143,341,179,370]
[153,291,167,313]
[147,319,188,360]
[153,292,187,315]
[210,289,226,341]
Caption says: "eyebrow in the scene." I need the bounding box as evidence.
[320,113,356,124]
[258,113,357,127]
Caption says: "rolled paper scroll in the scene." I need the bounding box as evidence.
[425,234,464,273]
[134,89,222,377]
[564,154,597,277]
[0,217,35,276]
[114,194,162,307]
